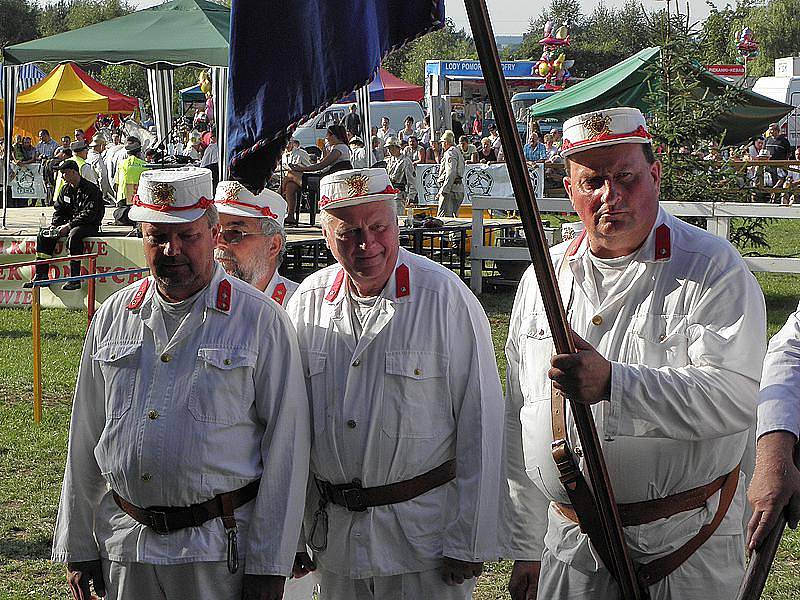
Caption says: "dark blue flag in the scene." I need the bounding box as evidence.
[227,0,445,189]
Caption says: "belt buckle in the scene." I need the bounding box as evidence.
[342,479,367,512]
[148,510,170,535]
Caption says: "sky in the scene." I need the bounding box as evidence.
[127,0,714,35]
[444,0,713,36]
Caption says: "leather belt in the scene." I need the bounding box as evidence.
[556,466,740,588]
[314,459,456,512]
[112,479,260,535]
[555,469,735,527]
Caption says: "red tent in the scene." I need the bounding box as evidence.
[341,68,423,102]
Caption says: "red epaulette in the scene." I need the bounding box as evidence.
[395,264,410,298]
[325,269,345,302]
[271,282,287,306]
[654,224,671,261]
[216,279,232,312]
[126,278,150,310]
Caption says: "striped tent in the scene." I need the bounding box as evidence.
[0,63,46,98]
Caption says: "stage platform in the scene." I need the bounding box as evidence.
[0,206,522,309]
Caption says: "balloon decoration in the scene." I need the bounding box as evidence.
[198,69,212,95]
[534,20,574,90]
[735,27,760,64]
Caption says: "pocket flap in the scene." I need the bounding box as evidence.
[92,343,140,364]
[385,351,448,379]
[306,351,327,377]
[521,314,552,341]
[197,347,257,370]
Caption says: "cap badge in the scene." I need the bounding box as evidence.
[584,113,612,138]
[151,183,176,206]
[222,182,244,204]
[345,173,370,197]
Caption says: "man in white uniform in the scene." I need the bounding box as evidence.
[213,183,312,598]
[52,167,310,600]
[504,108,767,600]
[87,136,114,202]
[214,180,299,307]
[286,168,505,600]
[436,130,465,218]
[747,304,800,551]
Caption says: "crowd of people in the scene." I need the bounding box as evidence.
[41,106,800,600]
[1,119,220,209]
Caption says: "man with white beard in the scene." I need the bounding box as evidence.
[213,181,298,307]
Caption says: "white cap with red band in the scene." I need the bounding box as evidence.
[214,180,288,227]
[319,168,399,211]
[560,107,652,158]
[129,167,214,224]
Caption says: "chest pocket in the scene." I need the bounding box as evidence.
[92,342,140,420]
[518,316,554,404]
[625,314,689,368]
[188,347,257,425]
[305,351,328,435]
[383,350,449,439]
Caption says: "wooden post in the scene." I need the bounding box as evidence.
[31,286,43,424]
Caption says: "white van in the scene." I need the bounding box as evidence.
[753,57,800,147]
[292,100,425,149]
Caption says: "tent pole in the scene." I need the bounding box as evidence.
[2,65,19,229]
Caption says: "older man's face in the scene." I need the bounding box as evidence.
[565,143,661,259]
[214,213,281,290]
[323,200,400,297]
[141,217,219,301]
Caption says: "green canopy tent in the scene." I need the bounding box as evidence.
[2,0,229,67]
[530,46,792,145]
[1,0,232,224]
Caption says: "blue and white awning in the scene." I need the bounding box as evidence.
[0,63,46,98]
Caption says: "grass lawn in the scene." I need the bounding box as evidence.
[1,218,799,599]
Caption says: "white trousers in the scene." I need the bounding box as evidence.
[318,566,476,600]
[100,559,318,600]
[537,533,746,600]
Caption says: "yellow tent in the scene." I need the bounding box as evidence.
[0,63,138,141]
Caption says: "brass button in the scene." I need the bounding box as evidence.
[352,359,361,367]
[659,334,666,341]
[223,358,232,366]
[147,409,159,420]
[160,353,172,363]
[347,419,357,429]
[591,315,603,326]
[414,368,422,376]
[141,472,152,481]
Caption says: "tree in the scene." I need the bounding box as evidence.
[644,1,767,246]
[746,0,800,77]
[519,0,651,79]
[383,18,476,86]
[38,0,132,37]
[0,0,39,48]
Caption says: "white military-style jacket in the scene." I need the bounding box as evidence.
[758,301,800,439]
[504,208,767,566]
[52,265,311,576]
[437,145,465,196]
[286,248,505,578]
[265,271,299,307]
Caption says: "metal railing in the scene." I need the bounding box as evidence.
[470,197,800,293]
[0,253,148,423]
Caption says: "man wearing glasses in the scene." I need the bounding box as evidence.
[213,180,299,307]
